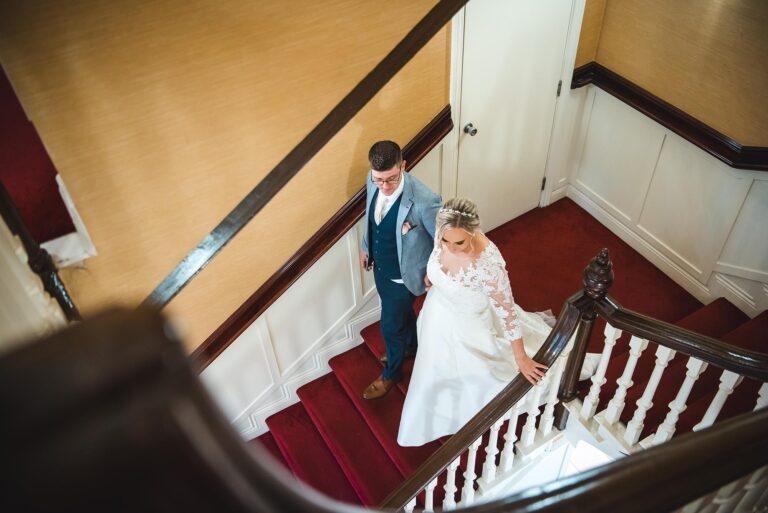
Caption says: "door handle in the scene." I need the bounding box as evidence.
[463,123,478,136]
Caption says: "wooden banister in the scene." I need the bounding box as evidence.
[379,291,594,509]
[0,181,80,321]
[470,408,768,513]
[595,297,768,382]
[2,303,766,513]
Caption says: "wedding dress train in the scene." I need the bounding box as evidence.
[397,240,597,447]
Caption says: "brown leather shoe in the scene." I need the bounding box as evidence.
[363,375,397,400]
[379,350,416,363]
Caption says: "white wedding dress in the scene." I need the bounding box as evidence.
[397,240,591,447]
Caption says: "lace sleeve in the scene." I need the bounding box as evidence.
[481,251,523,342]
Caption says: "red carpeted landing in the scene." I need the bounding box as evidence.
[249,198,763,506]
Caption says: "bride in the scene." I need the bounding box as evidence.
[398,198,559,447]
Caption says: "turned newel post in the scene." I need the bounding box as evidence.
[554,248,614,430]
[0,182,81,321]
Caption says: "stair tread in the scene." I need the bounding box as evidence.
[329,345,442,477]
[265,402,361,505]
[675,311,768,434]
[251,431,290,470]
[361,323,414,394]
[297,373,404,506]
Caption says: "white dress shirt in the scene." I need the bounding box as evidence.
[374,171,405,224]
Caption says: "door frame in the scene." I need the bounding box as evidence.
[441,0,587,208]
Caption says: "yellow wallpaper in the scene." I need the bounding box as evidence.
[574,0,606,69]
[580,0,768,146]
[0,0,449,351]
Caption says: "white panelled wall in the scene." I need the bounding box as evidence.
[201,141,447,439]
[551,86,768,316]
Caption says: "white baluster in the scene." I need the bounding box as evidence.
[538,357,565,437]
[581,323,622,419]
[624,345,676,446]
[459,437,482,506]
[735,466,767,513]
[478,417,505,489]
[707,476,752,513]
[693,370,743,431]
[520,383,545,448]
[650,357,708,445]
[423,477,439,512]
[498,400,523,474]
[604,335,649,425]
[754,383,768,411]
[442,457,461,510]
[404,497,417,513]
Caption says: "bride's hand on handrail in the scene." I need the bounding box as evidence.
[512,340,548,385]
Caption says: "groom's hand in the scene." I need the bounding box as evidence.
[424,275,432,290]
[360,251,371,271]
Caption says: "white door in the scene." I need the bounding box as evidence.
[457,0,572,230]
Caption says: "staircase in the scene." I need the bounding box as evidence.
[249,198,766,506]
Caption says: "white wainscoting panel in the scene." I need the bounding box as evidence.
[267,236,356,375]
[575,90,665,224]
[564,85,766,317]
[200,316,278,421]
[717,179,768,283]
[636,132,752,283]
[201,140,447,439]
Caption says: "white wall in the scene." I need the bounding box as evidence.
[201,140,447,439]
[559,87,768,316]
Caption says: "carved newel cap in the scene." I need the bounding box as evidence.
[583,248,614,299]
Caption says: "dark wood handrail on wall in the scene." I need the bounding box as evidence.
[192,106,453,369]
[572,62,768,171]
[0,181,80,321]
[2,251,766,513]
[142,0,469,311]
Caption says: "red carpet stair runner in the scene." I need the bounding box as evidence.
[248,198,766,506]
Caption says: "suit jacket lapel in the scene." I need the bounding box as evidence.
[396,174,414,264]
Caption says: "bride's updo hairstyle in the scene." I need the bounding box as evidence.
[435,198,481,243]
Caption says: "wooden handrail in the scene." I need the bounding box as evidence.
[379,291,594,509]
[142,0,469,309]
[469,408,768,513]
[0,181,80,321]
[596,296,768,382]
[2,302,766,512]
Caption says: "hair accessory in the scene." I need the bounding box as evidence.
[439,207,477,218]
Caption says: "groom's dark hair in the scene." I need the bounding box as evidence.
[368,140,403,171]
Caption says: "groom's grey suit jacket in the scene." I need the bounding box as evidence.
[361,171,442,296]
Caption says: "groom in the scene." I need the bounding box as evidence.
[360,140,441,399]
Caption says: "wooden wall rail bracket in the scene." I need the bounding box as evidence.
[192,105,452,369]
[571,62,768,171]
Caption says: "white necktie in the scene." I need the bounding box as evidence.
[376,197,388,224]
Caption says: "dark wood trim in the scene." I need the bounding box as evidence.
[571,62,768,171]
[380,291,595,509]
[596,296,768,382]
[192,105,453,369]
[0,181,80,321]
[4,307,766,513]
[478,409,768,513]
[142,0,468,310]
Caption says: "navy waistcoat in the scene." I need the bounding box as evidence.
[369,190,403,280]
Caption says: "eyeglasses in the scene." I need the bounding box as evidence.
[371,171,402,186]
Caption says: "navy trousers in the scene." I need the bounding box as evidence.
[374,270,418,381]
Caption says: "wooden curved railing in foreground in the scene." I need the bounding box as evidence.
[2,250,766,513]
